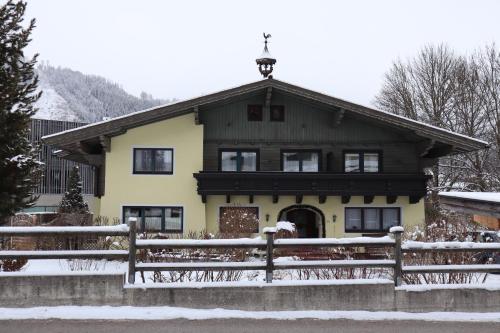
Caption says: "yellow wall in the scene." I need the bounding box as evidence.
[206,195,424,237]
[98,113,206,233]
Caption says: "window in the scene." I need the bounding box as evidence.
[282,150,321,172]
[133,148,173,174]
[219,206,259,233]
[270,105,285,122]
[343,151,380,173]
[345,207,400,233]
[247,105,263,121]
[123,206,183,232]
[220,149,258,171]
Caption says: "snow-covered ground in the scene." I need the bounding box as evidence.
[0,306,498,322]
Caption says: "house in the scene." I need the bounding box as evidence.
[41,76,488,238]
[25,118,97,213]
[439,192,500,230]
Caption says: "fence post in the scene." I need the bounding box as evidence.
[128,217,137,284]
[264,229,276,283]
[391,227,403,287]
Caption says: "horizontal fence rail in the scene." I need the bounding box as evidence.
[0,219,499,287]
[0,225,130,261]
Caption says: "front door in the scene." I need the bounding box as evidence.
[285,208,319,238]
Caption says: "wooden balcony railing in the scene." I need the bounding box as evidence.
[193,172,430,203]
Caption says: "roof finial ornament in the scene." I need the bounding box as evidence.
[256,32,276,79]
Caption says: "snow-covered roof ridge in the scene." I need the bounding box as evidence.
[438,191,500,204]
[42,78,488,153]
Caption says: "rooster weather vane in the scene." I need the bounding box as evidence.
[256,32,276,78]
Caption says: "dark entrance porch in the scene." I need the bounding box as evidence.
[278,205,325,238]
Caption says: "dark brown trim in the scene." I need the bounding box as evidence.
[280,149,322,172]
[344,207,401,233]
[218,148,260,172]
[122,206,183,233]
[342,150,383,173]
[132,148,173,175]
[277,204,326,238]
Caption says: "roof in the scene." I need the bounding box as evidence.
[439,192,500,205]
[439,192,500,219]
[42,78,489,154]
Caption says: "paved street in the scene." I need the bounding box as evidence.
[0,319,498,333]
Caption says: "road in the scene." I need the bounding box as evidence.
[0,319,498,333]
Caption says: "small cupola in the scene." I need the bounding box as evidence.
[256,33,276,78]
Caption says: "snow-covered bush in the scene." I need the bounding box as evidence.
[402,215,483,284]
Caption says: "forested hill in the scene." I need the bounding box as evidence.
[34,64,172,123]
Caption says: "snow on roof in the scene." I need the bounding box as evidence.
[41,78,489,148]
[439,192,500,204]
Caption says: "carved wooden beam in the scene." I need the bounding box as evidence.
[418,139,436,157]
[296,195,303,204]
[364,195,374,204]
[249,195,254,204]
[386,195,397,204]
[318,195,326,204]
[264,87,272,112]
[194,106,201,125]
[272,194,279,204]
[84,154,104,166]
[332,108,345,128]
[409,195,422,204]
[201,195,207,203]
[341,195,351,204]
[226,195,231,204]
[99,135,111,153]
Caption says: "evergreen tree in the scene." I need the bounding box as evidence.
[0,1,42,219]
[59,166,89,214]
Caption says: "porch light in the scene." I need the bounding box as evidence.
[332,214,337,223]
[265,213,270,222]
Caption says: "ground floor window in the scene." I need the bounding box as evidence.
[123,206,183,232]
[219,206,259,234]
[345,207,400,233]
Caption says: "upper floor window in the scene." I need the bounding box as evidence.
[345,207,400,233]
[282,150,321,172]
[123,206,183,233]
[133,148,173,174]
[247,105,263,121]
[270,105,285,122]
[344,151,380,173]
[220,149,259,171]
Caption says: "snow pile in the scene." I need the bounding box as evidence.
[0,306,498,322]
[403,240,500,250]
[389,226,404,233]
[438,191,500,203]
[276,221,296,233]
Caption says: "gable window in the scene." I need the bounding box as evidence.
[270,105,285,122]
[133,148,173,174]
[220,149,258,171]
[344,151,380,173]
[219,206,259,233]
[123,206,183,232]
[345,207,400,233]
[282,150,321,172]
[247,105,263,121]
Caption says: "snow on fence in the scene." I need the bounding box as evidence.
[0,218,499,286]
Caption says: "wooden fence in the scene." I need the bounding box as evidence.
[1,218,499,287]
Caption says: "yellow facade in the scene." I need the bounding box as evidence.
[95,112,424,237]
[98,113,206,233]
[206,195,424,237]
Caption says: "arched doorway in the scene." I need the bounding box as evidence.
[278,205,325,238]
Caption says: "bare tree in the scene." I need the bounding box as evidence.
[375,43,499,198]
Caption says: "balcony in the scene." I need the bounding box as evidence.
[193,172,430,204]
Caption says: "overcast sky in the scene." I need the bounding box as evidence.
[25,0,500,107]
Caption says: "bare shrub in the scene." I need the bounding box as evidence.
[219,204,259,237]
[402,214,483,284]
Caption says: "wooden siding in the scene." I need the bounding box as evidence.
[201,92,419,173]
[29,119,95,195]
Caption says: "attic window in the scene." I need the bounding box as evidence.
[247,105,263,121]
[270,105,285,122]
